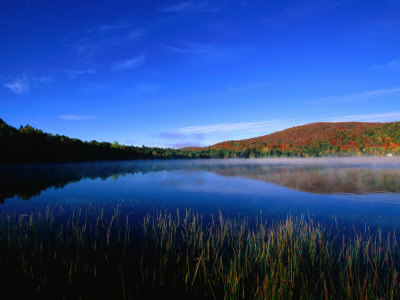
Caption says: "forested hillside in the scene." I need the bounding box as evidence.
[1,119,399,164]
[185,122,400,158]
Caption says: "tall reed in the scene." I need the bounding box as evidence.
[0,204,398,299]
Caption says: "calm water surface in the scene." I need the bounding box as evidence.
[1,157,400,228]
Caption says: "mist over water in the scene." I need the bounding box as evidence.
[178,157,400,167]
[0,157,399,228]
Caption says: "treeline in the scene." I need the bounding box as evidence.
[0,119,189,164]
[1,119,399,164]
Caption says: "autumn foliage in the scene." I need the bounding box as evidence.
[200,122,400,157]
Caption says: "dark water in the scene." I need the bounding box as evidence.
[1,157,400,228]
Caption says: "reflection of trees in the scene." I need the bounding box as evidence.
[1,162,399,203]
[209,166,400,194]
[0,162,175,203]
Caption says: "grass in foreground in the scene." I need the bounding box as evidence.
[0,204,399,299]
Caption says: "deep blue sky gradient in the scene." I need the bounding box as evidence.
[1,0,400,147]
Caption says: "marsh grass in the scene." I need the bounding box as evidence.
[0,203,399,299]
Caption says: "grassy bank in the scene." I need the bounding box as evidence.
[0,204,399,299]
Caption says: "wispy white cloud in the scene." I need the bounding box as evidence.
[177,114,399,136]
[64,69,96,79]
[3,74,54,95]
[307,87,400,104]
[163,42,245,63]
[159,1,220,14]
[373,60,400,71]
[127,29,147,40]
[69,19,148,59]
[71,36,131,59]
[263,0,346,27]
[3,77,30,94]
[159,112,400,148]
[111,54,146,71]
[177,119,298,134]
[87,19,131,35]
[171,142,203,149]
[31,76,54,85]
[59,114,100,121]
[327,112,400,122]
[158,131,206,149]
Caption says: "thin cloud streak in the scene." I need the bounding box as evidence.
[165,43,230,58]
[3,77,29,94]
[64,69,96,79]
[159,1,220,14]
[373,60,400,71]
[163,42,248,63]
[31,76,54,85]
[177,119,298,134]
[172,142,203,149]
[87,19,131,35]
[176,112,399,137]
[158,131,206,149]
[111,54,146,71]
[59,115,100,121]
[166,113,399,148]
[127,29,146,40]
[3,74,54,94]
[263,0,346,27]
[307,87,400,104]
[327,112,400,122]
[69,19,148,59]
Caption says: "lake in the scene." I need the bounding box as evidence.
[1,157,400,229]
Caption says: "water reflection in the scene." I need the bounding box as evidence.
[210,166,400,194]
[0,161,168,203]
[1,158,399,203]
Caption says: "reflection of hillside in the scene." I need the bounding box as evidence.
[210,166,400,194]
[1,161,400,203]
[0,162,175,203]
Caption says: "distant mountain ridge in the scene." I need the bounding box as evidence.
[184,122,400,157]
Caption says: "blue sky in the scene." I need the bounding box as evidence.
[1,0,400,148]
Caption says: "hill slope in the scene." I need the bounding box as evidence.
[187,122,400,157]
